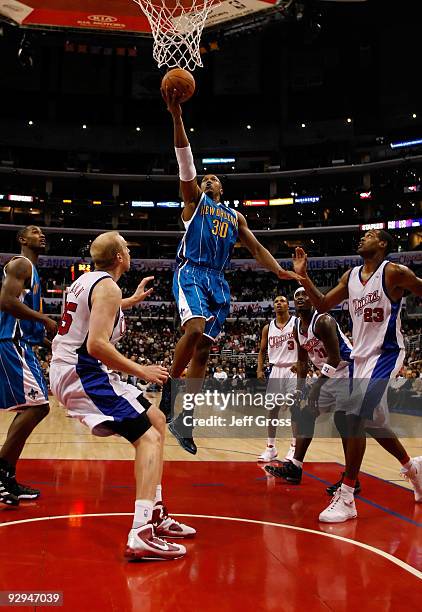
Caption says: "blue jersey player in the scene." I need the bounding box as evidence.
[160,87,302,454]
[0,226,57,505]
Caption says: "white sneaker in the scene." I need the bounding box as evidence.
[153,504,196,538]
[284,442,296,462]
[125,523,186,560]
[319,488,357,523]
[400,456,422,502]
[258,446,278,462]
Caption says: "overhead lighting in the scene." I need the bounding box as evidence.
[246,125,252,130]
[412,113,417,119]
[346,117,352,124]
[82,124,87,129]
[63,199,72,204]
[190,127,195,133]
[136,126,141,132]
[28,120,34,126]
[301,123,306,128]
[390,138,422,149]
[92,200,102,205]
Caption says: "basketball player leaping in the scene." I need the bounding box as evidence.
[257,295,298,463]
[0,226,57,506]
[160,87,302,454]
[293,229,422,522]
[50,232,195,560]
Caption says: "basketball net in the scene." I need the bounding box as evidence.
[132,0,220,70]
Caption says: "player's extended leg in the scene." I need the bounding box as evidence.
[149,408,196,539]
[126,408,186,560]
[168,335,212,455]
[365,426,422,502]
[326,411,362,496]
[159,317,206,422]
[0,404,49,504]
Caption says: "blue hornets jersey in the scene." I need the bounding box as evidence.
[176,193,239,272]
[0,256,45,345]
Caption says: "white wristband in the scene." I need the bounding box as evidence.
[321,363,337,378]
[175,145,196,182]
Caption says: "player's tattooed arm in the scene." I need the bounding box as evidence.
[257,324,269,380]
[0,257,57,336]
[237,214,303,281]
[292,247,350,312]
[387,263,422,299]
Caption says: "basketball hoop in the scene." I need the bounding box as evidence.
[132,0,220,71]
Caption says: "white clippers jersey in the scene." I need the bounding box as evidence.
[51,271,126,366]
[267,316,298,367]
[296,311,352,373]
[348,261,404,359]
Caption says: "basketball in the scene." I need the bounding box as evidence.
[161,68,196,103]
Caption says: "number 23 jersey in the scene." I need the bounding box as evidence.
[347,260,404,359]
[51,271,125,367]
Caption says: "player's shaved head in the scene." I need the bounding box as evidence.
[90,231,127,270]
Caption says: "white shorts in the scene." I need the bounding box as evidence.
[266,365,297,411]
[50,363,150,436]
[317,367,351,413]
[347,349,405,426]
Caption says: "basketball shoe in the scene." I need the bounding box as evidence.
[168,412,197,455]
[257,445,278,462]
[326,472,361,496]
[284,440,296,462]
[125,523,186,560]
[319,487,357,523]
[153,504,196,538]
[6,465,40,500]
[265,461,302,484]
[0,465,19,506]
[400,456,422,502]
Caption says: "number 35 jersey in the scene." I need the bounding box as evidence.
[296,312,352,373]
[51,271,126,367]
[176,193,238,272]
[348,260,404,359]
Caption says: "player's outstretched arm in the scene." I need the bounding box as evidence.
[292,247,349,312]
[237,213,303,281]
[0,257,57,337]
[121,276,154,310]
[88,279,168,384]
[257,324,269,380]
[162,86,202,217]
[387,263,422,297]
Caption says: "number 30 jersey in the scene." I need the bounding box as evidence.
[296,312,352,372]
[176,193,238,272]
[51,271,126,366]
[348,260,404,359]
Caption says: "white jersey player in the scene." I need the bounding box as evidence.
[50,232,194,560]
[293,229,422,523]
[257,295,298,462]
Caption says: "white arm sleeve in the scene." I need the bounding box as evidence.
[175,145,196,182]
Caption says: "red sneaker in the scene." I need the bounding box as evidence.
[153,504,196,538]
[125,523,186,560]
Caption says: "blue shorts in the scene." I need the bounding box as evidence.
[173,263,231,341]
[0,339,48,410]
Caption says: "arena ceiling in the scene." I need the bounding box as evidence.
[0,0,366,35]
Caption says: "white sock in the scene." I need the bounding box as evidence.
[401,459,413,471]
[267,438,276,447]
[132,499,153,529]
[154,484,163,506]
[291,458,303,469]
[340,483,355,498]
